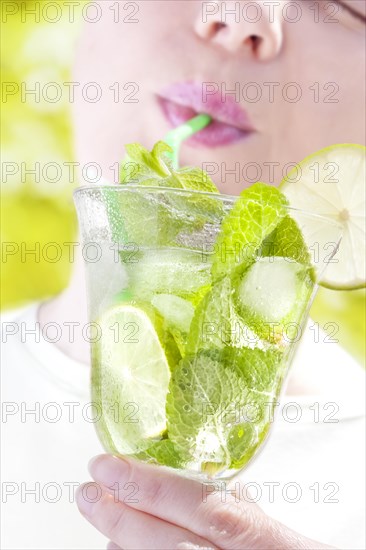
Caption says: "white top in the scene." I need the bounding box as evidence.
[1,303,365,550]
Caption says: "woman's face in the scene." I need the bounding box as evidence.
[73,0,365,194]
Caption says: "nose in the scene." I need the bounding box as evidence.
[195,0,283,61]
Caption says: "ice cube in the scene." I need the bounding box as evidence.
[238,257,310,323]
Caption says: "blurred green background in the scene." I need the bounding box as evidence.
[1,1,365,365]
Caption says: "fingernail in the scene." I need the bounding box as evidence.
[89,455,130,488]
[76,483,100,518]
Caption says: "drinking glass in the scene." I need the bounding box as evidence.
[74,185,342,481]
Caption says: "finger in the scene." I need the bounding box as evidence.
[88,455,269,550]
[76,483,218,550]
[107,542,122,550]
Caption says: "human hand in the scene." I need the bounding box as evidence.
[76,454,333,550]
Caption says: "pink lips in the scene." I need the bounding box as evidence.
[157,81,255,147]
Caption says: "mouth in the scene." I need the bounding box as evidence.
[157,81,256,148]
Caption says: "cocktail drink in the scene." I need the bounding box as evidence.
[74,142,364,482]
[74,183,336,481]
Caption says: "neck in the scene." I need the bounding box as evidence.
[38,249,90,364]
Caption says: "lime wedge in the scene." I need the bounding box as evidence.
[94,304,172,453]
[280,144,365,290]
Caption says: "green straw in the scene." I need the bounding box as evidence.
[164,113,212,169]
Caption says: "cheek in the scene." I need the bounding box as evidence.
[73,1,186,84]
[71,2,186,162]
[281,20,365,140]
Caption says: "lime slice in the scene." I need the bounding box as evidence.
[95,304,172,453]
[280,144,365,290]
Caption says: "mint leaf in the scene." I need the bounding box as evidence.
[222,345,283,395]
[186,274,249,354]
[173,168,219,194]
[166,351,250,468]
[211,183,288,281]
[166,348,282,471]
[135,439,184,469]
[121,142,172,182]
[186,271,274,355]
[260,215,311,265]
[152,141,175,172]
[120,141,219,193]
